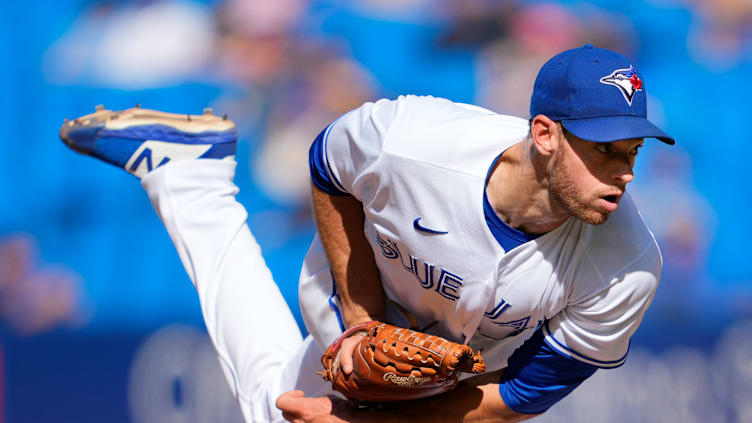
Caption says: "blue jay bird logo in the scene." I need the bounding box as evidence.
[599,66,644,106]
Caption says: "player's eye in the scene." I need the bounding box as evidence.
[629,145,643,155]
[596,144,609,154]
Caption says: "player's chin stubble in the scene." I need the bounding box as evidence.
[548,152,609,226]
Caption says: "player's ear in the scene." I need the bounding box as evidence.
[530,115,560,156]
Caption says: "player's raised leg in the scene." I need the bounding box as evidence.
[60,106,324,422]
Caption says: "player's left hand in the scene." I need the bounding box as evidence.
[337,333,367,375]
[276,390,354,423]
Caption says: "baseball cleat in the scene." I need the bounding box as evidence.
[60,105,237,178]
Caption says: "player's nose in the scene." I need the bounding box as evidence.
[611,157,635,184]
[619,171,634,184]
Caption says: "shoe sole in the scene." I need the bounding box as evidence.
[60,105,237,155]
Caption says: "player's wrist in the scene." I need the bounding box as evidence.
[342,303,384,327]
[345,313,384,328]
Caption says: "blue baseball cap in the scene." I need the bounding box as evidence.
[530,44,675,145]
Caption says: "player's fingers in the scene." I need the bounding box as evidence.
[339,334,365,375]
[339,339,353,375]
[277,393,336,422]
[276,390,305,412]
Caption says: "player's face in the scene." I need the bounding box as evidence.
[548,127,643,225]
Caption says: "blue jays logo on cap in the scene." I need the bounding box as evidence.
[529,44,675,144]
[599,66,643,106]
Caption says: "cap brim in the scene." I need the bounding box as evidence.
[561,115,675,145]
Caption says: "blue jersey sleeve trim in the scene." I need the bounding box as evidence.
[309,120,349,196]
[499,327,598,415]
[322,119,348,193]
[542,321,628,368]
[328,271,346,332]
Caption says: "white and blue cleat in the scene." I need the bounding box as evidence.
[60,104,237,178]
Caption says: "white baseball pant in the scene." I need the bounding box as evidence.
[141,159,333,422]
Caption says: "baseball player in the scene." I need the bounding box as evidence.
[60,45,673,422]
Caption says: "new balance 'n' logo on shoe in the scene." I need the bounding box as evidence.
[59,105,237,178]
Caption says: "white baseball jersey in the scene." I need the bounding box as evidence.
[300,94,662,373]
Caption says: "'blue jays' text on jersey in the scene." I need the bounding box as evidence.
[299,95,662,374]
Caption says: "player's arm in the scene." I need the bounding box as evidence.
[307,99,399,336]
[367,326,596,422]
[307,103,394,375]
[311,184,384,326]
[278,374,529,423]
[361,378,532,423]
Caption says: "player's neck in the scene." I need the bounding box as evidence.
[486,141,570,235]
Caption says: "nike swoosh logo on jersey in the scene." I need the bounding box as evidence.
[413,218,449,234]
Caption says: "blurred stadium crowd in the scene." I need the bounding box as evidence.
[1,0,751,422]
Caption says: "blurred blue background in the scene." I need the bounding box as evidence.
[1,0,751,422]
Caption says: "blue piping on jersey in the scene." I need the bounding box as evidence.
[322,118,347,193]
[309,119,349,195]
[328,272,346,332]
[542,321,628,368]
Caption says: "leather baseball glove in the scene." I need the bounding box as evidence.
[320,321,486,403]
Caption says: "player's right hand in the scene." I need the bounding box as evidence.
[276,390,352,423]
